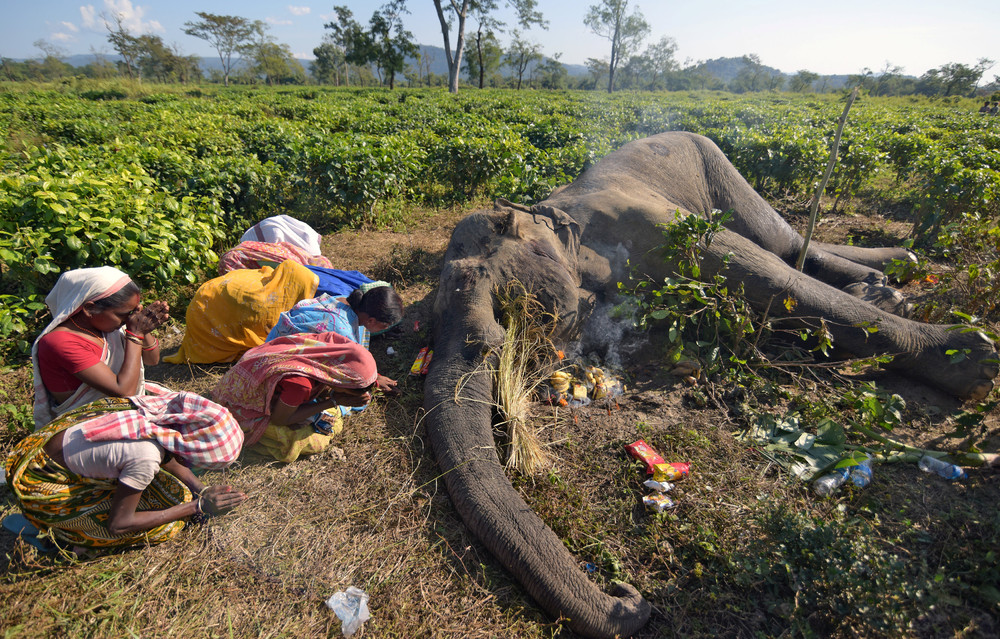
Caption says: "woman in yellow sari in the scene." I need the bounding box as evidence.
[164,260,318,364]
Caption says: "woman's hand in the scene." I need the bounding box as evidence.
[200,485,246,517]
[332,388,372,407]
[126,300,170,336]
[376,374,399,395]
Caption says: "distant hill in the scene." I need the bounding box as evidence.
[24,52,857,88]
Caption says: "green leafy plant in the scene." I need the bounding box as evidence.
[624,209,762,382]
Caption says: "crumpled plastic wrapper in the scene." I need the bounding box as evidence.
[325,586,370,636]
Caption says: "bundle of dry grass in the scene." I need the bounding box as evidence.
[490,281,560,476]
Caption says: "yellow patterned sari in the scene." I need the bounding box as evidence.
[4,398,191,549]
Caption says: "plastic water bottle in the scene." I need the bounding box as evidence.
[813,468,849,496]
[849,455,874,488]
[917,455,967,480]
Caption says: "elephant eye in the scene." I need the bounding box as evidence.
[528,240,559,262]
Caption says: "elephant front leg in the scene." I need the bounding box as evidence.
[810,241,917,275]
[700,229,998,399]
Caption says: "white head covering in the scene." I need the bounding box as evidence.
[31,267,136,428]
[240,215,323,256]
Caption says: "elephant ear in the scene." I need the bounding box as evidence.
[495,197,532,213]
[530,203,581,270]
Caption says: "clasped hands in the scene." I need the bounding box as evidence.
[126,300,170,336]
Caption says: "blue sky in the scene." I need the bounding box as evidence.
[3,0,998,77]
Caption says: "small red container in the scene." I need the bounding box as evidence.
[410,347,428,376]
[419,349,433,375]
[625,440,666,474]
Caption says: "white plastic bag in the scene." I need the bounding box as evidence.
[325,586,370,637]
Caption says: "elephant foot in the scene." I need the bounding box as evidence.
[843,282,912,317]
[894,328,999,400]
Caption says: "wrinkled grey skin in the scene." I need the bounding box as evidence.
[423,132,998,638]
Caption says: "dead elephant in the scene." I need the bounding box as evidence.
[423,131,998,638]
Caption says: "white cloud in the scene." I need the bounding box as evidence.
[289,6,311,16]
[267,18,293,25]
[61,21,80,32]
[80,5,98,29]
[51,32,75,42]
[100,0,164,34]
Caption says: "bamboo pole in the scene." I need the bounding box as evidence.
[795,86,860,271]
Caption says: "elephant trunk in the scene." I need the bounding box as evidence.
[424,293,651,638]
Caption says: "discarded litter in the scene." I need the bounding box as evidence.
[386,346,396,356]
[625,440,665,474]
[652,462,690,482]
[543,364,624,407]
[812,468,849,497]
[410,346,429,375]
[643,479,675,493]
[849,455,874,487]
[917,455,967,480]
[310,410,340,436]
[325,586,371,637]
[643,494,676,512]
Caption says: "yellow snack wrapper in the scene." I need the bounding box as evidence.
[643,494,676,512]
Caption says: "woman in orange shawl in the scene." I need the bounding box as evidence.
[164,260,318,365]
[211,332,377,462]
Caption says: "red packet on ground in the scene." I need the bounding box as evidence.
[625,440,666,474]
[419,349,433,375]
[410,347,428,376]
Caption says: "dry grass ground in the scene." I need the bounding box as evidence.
[2,201,999,638]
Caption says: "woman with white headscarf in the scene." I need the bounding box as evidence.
[32,267,170,429]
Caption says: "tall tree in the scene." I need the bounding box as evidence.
[730,54,775,93]
[916,60,994,96]
[103,12,143,79]
[312,36,345,84]
[789,69,819,93]
[418,47,437,86]
[872,62,904,96]
[584,0,650,93]
[503,31,542,89]
[584,56,608,90]
[640,35,677,89]
[32,40,72,81]
[323,6,364,86]
[464,28,503,88]
[432,0,547,94]
[536,53,567,89]
[367,0,418,89]
[244,23,305,86]
[183,12,255,86]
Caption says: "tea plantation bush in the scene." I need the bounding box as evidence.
[2,85,999,361]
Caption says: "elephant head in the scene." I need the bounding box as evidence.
[423,202,651,639]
